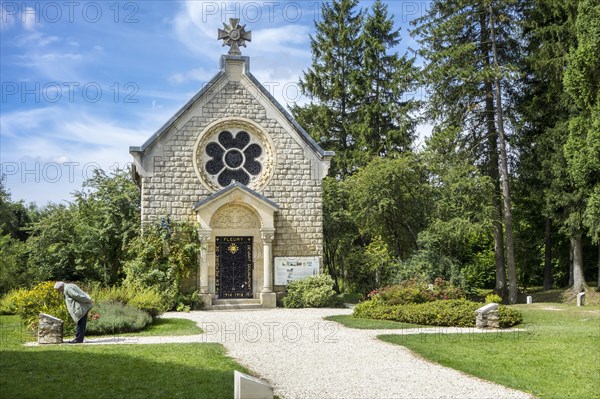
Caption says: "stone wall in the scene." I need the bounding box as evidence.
[140,81,323,261]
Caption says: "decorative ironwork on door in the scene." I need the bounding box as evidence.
[216,237,253,298]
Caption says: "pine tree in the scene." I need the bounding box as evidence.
[356,0,419,160]
[295,0,364,177]
[412,0,521,301]
[563,0,600,292]
[516,0,579,290]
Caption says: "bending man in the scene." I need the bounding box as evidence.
[54,281,93,343]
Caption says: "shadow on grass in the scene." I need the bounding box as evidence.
[1,344,243,399]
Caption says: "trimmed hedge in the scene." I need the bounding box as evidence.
[353,299,522,328]
[283,274,336,308]
[376,278,464,305]
[87,301,152,335]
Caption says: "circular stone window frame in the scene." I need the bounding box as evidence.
[192,117,277,193]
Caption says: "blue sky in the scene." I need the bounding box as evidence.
[1,0,430,205]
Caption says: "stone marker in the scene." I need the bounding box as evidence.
[38,313,63,344]
[526,296,532,304]
[475,302,500,329]
[577,292,585,307]
[234,370,273,399]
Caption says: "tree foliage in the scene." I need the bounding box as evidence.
[295,0,419,177]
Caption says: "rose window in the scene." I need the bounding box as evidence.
[205,130,263,187]
[193,119,275,192]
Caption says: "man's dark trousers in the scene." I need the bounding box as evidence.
[75,312,89,343]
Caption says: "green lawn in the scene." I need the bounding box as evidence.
[379,304,600,399]
[91,317,203,338]
[0,315,248,399]
[325,314,429,329]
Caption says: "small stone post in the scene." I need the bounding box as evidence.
[526,296,532,304]
[475,303,500,329]
[38,313,63,344]
[234,371,273,399]
[576,292,585,307]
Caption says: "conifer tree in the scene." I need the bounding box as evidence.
[412,0,521,301]
[516,0,579,290]
[356,0,419,160]
[563,0,600,292]
[295,0,364,177]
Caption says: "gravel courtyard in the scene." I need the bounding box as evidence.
[162,308,532,399]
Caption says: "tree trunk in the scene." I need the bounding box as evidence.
[597,245,600,292]
[597,244,600,292]
[480,10,506,298]
[571,234,585,292]
[325,243,341,293]
[569,241,574,287]
[543,218,553,290]
[489,5,518,304]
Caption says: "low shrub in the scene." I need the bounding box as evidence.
[283,274,336,308]
[175,291,205,312]
[376,278,464,306]
[353,299,522,328]
[485,293,503,304]
[13,281,74,331]
[89,284,133,304]
[87,301,152,335]
[89,284,169,318]
[128,287,169,317]
[498,306,523,328]
[0,288,28,315]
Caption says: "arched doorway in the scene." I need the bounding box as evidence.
[193,182,278,308]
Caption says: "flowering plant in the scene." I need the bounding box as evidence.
[367,289,379,299]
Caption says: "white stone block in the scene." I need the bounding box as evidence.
[526,296,532,304]
[577,292,585,307]
[476,302,499,314]
[234,371,273,399]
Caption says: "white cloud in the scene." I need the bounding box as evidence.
[0,4,16,30]
[22,7,37,31]
[1,106,156,204]
[1,107,149,163]
[169,67,213,84]
[1,5,40,32]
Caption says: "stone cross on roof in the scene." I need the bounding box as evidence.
[217,18,252,56]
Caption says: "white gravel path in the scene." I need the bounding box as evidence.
[32,308,534,398]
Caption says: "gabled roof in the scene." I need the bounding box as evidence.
[129,69,226,154]
[130,55,334,160]
[193,182,279,211]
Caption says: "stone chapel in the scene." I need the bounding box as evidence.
[129,19,333,309]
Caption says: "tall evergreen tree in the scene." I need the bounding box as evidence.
[412,0,521,301]
[295,0,364,177]
[356,0,419,160]
[517,0,599,291]
[563,0,600,292]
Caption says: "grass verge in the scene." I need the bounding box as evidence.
[91,317,203,338]
[0,315,248,399]
[379,304,600,399]
[325,314,428,329]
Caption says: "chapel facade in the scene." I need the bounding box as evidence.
[129,20,333,308]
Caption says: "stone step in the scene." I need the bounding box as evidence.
[212,299,263,310]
